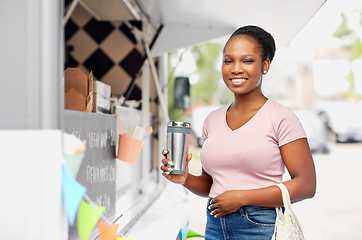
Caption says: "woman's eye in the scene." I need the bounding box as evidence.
[244,59,254,64]
[223,60,232,64]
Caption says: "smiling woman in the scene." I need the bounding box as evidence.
[160,25,316,240]
[222,35,267,101]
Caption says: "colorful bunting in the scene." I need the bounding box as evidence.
[62,136,126,240]
[98,221,119,240]
[61,165,87,226]
[60,135,141,240]
[64,153,84,178]
[177,225,204,240]
[187,229,204,238]
[177,225,189,240]
[77,199,106,240]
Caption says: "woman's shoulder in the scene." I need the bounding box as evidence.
[265,99,295,115]
[265,98,285,109]
[262,99,301,127]
[265,99,307,145]
[214,104,229,113]
[206,104,229,117]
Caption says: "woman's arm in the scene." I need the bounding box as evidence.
[182,168,213,197]
[160,151,213,197]
[209,138,316,217]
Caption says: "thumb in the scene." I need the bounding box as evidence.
[186,153,192,164]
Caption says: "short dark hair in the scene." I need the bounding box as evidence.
[224,25,276,63]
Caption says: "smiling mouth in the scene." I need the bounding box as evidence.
[230,78,247,83]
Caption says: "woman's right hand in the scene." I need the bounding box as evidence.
[160,149,192,184]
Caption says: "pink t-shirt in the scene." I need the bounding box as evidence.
[200,99,307,198]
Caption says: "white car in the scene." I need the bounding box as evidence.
[294,109,330,153]
[318,101,362,143]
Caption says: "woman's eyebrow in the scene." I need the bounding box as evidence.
[223,53,255,57]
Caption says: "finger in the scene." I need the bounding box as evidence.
[162,171,174,180]
[213,211,225,218]
[211,207,227,218]
[210,209,221,218]
[160,165,174,173]
[161,158,174,167]
[208,203,219,210]
[186,153,192,162]
[210,197,217,205]
[162,149,169,158]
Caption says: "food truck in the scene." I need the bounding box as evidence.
[0,0,325,239]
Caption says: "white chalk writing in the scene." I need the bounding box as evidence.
[86,165,116,183]
[96,193,111,214]
[88,130,117,149]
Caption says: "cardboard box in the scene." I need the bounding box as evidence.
[64,68,93,112]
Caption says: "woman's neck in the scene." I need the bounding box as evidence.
[231,93,268,112]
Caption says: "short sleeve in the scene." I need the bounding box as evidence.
[201,113,212,145]
[275,106,307,147]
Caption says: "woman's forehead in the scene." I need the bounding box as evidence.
[224,35,261,56]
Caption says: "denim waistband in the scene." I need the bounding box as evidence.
[239,205,274,212]
[207,197,274,212]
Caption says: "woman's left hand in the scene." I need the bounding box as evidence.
[209,190,242,218]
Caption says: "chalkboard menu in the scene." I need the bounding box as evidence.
[63,110,119,239]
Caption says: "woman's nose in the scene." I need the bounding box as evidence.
[231,63,244,74]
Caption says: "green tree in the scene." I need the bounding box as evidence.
[167,42,236,120]
[189,43,223,105]
[333,9,362,99]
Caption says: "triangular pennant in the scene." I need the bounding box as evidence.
[177,225,189,240]
[61,165,87,226]
[77,199,106,240]
[187,229,204,238]
[64,153,84,178]
[181,225,190,240]
[177,229,182,240]
[98,221,119,240]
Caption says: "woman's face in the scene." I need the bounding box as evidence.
[222,35,269,97]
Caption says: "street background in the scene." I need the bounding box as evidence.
[186,136,362,239]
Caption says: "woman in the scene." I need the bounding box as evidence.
[161,25,316,240]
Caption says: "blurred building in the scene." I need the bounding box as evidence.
[263,47,359,107]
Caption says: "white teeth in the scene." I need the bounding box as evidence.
[231,79,246,82]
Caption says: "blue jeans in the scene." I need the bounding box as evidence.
[205,199,276,240]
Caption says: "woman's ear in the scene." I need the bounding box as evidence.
[262,58,270,74]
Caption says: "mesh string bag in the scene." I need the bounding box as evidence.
[271,184,305,240]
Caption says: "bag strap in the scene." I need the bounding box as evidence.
[276,183,292,211]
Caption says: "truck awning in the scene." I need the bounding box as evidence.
[139,0,327,55]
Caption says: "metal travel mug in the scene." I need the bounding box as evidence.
[166,121,191,174]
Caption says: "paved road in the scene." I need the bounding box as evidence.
[187,141,362,239]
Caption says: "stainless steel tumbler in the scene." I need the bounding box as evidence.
[166,121,191,174]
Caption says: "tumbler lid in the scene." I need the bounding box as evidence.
[167,121,191,128]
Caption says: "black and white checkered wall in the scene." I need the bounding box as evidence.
[65,1,157,102]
